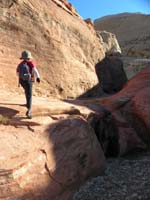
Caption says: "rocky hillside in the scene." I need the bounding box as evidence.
[94,13,150,58]
[0,0,105,98]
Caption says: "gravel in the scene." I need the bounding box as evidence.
[72,151,150,200]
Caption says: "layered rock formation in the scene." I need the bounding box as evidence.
[1,1,150,200]
[0,113,105,200]
[74,66,150,156]
[94,13,150,58]
[0,65,150,200]
[0,0,105,98]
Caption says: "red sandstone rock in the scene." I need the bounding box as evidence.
[0,0,105,98]
[45,117,106,199]
[101,67,150,150]
[0,106,105,200]
[84,18,94,28]
[71,67,150,155]
[0,65,149,199]
[118,127,146,156]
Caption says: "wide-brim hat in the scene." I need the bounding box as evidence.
[20,50,33,60]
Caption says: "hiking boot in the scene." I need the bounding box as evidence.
[26,109,32,119]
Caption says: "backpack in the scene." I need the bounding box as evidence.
[18,62,31,81]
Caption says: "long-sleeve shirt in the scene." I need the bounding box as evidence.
[16,60,40,81]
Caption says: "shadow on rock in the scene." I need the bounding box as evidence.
[64,98,120,157]
[64,66,150,158]
[0,103,27,107]
[0,106,19,118]
[0,117,106,200]
[0,106,40,129]
[95,53,128,94]
[76,53,128,102]
[42,116,106,200]
[77,83,108,99]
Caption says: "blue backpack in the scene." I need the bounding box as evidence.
[18,62,31,81]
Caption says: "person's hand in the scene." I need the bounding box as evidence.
[36,78,40,83]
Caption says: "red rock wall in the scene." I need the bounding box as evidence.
[0,0,105,98]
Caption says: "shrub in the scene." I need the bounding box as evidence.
[0,114,10,125]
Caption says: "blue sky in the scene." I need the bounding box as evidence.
[69,0,150,20]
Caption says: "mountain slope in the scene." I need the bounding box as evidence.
[94,13,150,57]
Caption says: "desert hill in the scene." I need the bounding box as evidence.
[94,13,150,58]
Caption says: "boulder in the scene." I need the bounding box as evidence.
[95,54,127,94]
[45,117,106,199]
[121,87,150,144]
[0,115,105,200]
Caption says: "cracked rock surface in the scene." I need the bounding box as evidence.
[0,92,105,200]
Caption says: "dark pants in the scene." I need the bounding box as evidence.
[19,79,33,110]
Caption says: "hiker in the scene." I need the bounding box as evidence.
[16,50,40,119]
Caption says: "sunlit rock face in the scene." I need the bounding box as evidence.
[0,0,105,98]
[94,13,150,58]
[97,31,122,55]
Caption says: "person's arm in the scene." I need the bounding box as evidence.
[16,65,20,87]
[32,67,40,83]
[16,65,19,76]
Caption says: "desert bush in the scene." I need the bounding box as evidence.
[0,114,10,125]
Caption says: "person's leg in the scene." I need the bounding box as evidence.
[25,81,32,118]
[20,80,27,106]
[20,80,33,118]
[25,81,32,110]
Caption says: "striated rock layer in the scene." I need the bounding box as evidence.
[0,0,105,98]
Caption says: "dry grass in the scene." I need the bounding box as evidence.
[0,114,10,125]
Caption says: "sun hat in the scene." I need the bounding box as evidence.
[20,50,33,60]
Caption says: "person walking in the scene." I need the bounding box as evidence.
[17,50,40,119]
